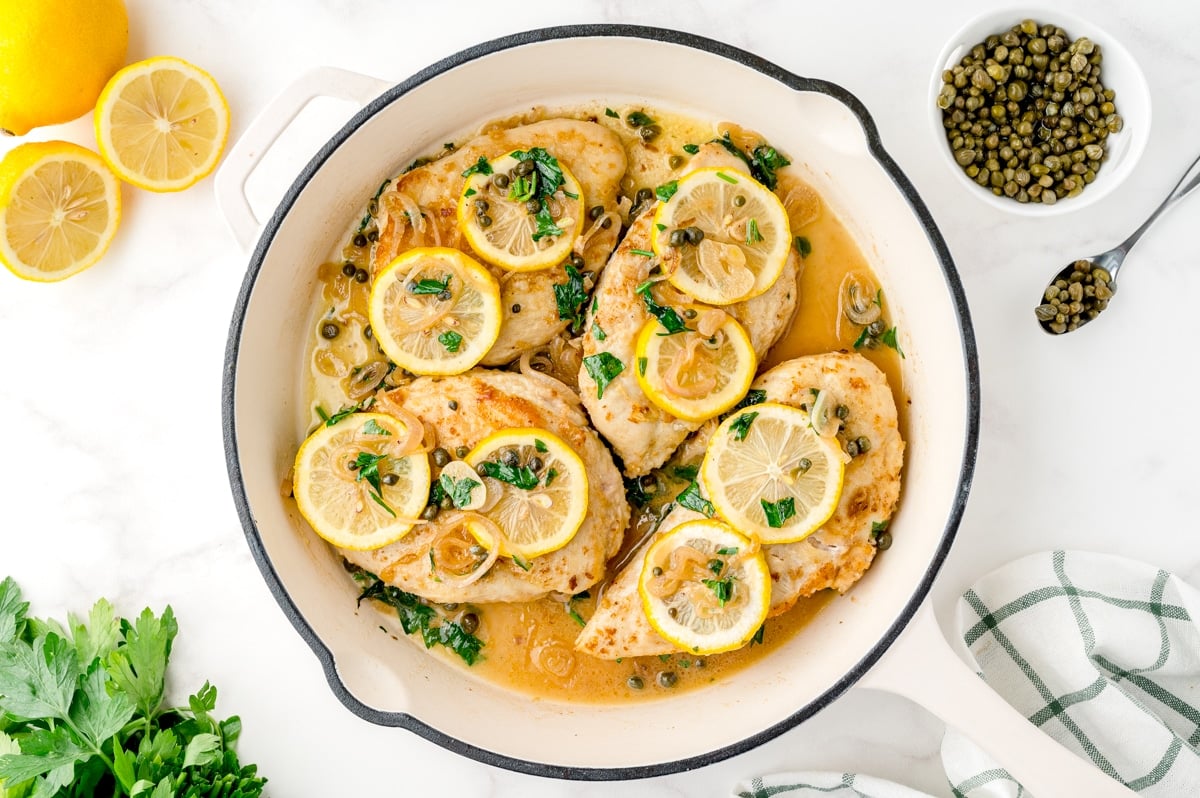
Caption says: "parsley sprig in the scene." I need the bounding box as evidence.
[0,577,267,797]
[350,567,483,664]
[509,148,569,242]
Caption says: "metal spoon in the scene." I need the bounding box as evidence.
[1036,151,1200,335]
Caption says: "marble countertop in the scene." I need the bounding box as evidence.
[3,1,1199,795]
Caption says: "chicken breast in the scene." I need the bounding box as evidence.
[371,119,627,365]
[341,369,628,604]
[576,352,903,659]
[578,191,800,477]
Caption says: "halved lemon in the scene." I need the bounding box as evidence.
[634,310,756,422]
[0,141,121,282]
[465,428,588,561]
[638,519,770,655]
[368,247,502,376]
[95,56,231,192]
[652,167,791,305]
[457,149,584,272]
[701,402,845,543]
[293,412,431,550]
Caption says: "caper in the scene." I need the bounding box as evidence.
[459,612,479,635]
[684,226,705,245]
[855,436,871,454]
[835,404,849,420]
[669,229,687,247]
[589,205,605,220]
[867,319,886,337]
[635,187,654,204]
[354,269,369,283]
[627,675,644,690]
[455,446,469,458]
[639,125,661,142]
[656,671,677,688]
[421,504,440,521]
[732,194,746,207]
[515,160,534,176]
[846,439,860,457]
[493,173,510,189]
[501,449,519,468]
[341,262,357,277]
[569,252,586,268]
[652,566,663,577]
[474,199,489,211]
[382,473,399,486]
[668,155,684,169]
[353,233,368,247]
[528,457,544,473]
[478,215,492,228]
[876,531,893,551]
[431,447,451,467]
[525,199,541,215]
[320,322,340,339]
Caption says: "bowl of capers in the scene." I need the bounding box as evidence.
[931,9,1150,214]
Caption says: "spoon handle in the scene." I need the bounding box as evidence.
[1120,150,1200,252]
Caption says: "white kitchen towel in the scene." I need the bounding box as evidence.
[732,550,1200,798]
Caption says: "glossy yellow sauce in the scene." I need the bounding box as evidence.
[306,103,902,703]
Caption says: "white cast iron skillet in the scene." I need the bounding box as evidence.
[219,26,1133,796]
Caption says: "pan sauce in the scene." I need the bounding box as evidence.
[305,104,903,702]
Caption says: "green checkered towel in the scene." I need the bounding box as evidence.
[733,550,1200,797]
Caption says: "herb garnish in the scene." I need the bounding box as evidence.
[655,181,679,202]
[760,497,796,528]
[794,236,812,257]
[636,282,690,335]
[746,218,763,245]
[593,324,607,341]
[701,576,734,606]
[565,591,590,627]
[361,418,390,436]
[511,556,531,571]
[553,264,590,334]
[534,439,548,453]
[637,356,648,376]
[709,133,791,190]
[510,148,569,242]
[728,411,759,441]
[461,156,493,178]
[480,461,539,491]
[879,326,905,357]
[410,274,452,296]
[682,143,700,154]
[351,567,483,664]
[321,403,363,427]
[357,178,393,232]
[673,464,699,481]
[627,111,655,128]
[582,352,625,399]
[716,171,738,184]
[716,546,739,556]
[0,577,267,797]
[751,624,766,646]
[353,452,396,517]
[631,248,654,257]
[439,473,480,509]
[676,481,715,517]
[605,108,619,118]
[545,467,559,487]
[438,330,463,353]
[724,389,767,419]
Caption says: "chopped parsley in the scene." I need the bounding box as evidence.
[682,143,700,154]
[746,218,763,245]
[553,264,590,333]
[716,171,738,184]
[701,576,734,606]
[510,148,569,242]
[565,591,590,627]
[760,496,796,528]
[353,452,395,517]
[460,156,493,178]
[631,248,654,257]
[872,520,890,533]
[880,326,906,357]
[794,236,812,257]
[709,133,791,190]
[321,403,362,427]
[626,110,655,128]
[545,467,559,487]
[361,418,390,436]
[593,323,607,341]
[728,411,759,441]
[676,481,715,517]
[409,274,452,295]
[463,187,476,197]
[535,438,548,453]
[605,107,619,118]
[637,356,648,376]
[353,567,484,665]
[751,624,766,646]
[437,330,463,353]
[636,282,690,335]
[480,460,539,490]
[439,473,480,509]
[624,474,651,508]
[672,464,699,481]
[511,555,531,571]
[583,352,624,399]
[716,546,739,556]
[729,389,767,414]
[655,180,679,202]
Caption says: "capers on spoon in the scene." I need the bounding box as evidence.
[1037,151,1200,335]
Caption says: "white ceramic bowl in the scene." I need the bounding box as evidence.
[929,8,1151,215]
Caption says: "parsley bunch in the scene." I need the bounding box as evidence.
[0,577,265,798]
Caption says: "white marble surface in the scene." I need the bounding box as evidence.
[3,1,1199,795]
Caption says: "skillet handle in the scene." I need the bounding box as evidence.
[859,602,1138,797]
[213,67,391,251]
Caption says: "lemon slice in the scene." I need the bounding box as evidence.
[293,412,431,550]
[634,309,756,422]
[465,428,588,561]
[652,167,791,305]
[638,519,771,655]
[457,149,584,272]
[95,56,231,192]
[368,247,502,376]
[701,402,845,543]
[0,141,121,282]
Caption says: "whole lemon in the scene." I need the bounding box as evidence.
[0,0,129,136]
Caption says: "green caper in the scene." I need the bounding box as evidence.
[528,457,544,473]
[656,671,677,688]
[876,531,893,551]
[421,504,440,521]
[478,215,492,228]
[627,675,644,690]
[855,436,871,454]
[733,194,746,207]
[459,612,479,635]
[589,204,605,220]
[320,322,340,339]
[431,447,451,467]
[669,229,687,247]
[354,269,369,283]
[515,160,534,176]
[382,473,399,486]
[639,125,662,142]
[456,446,469,458]
[668,155,684,169]
[835,404,849,420]
[684,226,705,245]
[353,233,368,247]
[493,173,510,189]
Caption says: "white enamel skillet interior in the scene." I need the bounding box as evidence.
[218,26,1133,796]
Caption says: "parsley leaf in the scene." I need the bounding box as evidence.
[438,330,463,353]
[655,181,679,202]
[361,418,390,436]
[322,404,362,427]
[716,546,739,556]
[553,264,589,333]
[701,577,734,606]
[676,481,715,517]
[353,452,396,517]
[852,326,872,350]
[511,556,531,571]
[637,356,647,376]
[532,204,564,241]
[746,218,763,245]
[727,389,767,418]
[880,326,906,358]
[438,474,480,509]
[480,461,539,490]
[682,143,700,154]
[751,624,765,645]
[461,155,493,178]
[672,464,699,482]
[409,274,452,296]
[583,352,624,399]
[749,144,791,191]
[534,439,548,453]
[760,497,797,528]
[605,107,619,118]
[794,235,812,257]
[636,282,690,335]
[728,411,758,441]
[593,324,607,341]
[545,467,558,487]
[627,110,655,127]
